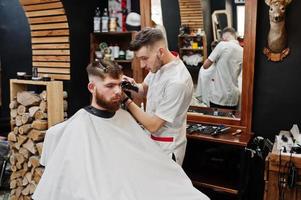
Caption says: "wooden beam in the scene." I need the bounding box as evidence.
[33,62,70,68]
[32,49,70,55]
[139,0,151,28]
[32,55,70,62]
[31,29,69,37]
[23,2,63,11]
[28,15,67,24]
[25,8,65,17]
[37,67,70,74]
[38,73,70,80]
[19,0,59,5]
[32,43,69,49]
[31,36,69,43]
[30,23,68,30]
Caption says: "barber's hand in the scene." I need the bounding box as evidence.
[121,91,133,109]
[121,91,129,102]
[121,75,139,93]
[122,75,136,85]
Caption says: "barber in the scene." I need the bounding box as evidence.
[123,28,193,165]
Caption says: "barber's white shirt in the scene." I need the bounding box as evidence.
[144,59,193,165]
[208,40,243,106]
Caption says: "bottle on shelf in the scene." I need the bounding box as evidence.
[109,10,118,32]
[102,8,109,32]
[93,7,101,33]
[113,44,120,59]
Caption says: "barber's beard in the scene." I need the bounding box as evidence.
[151,55,163,73]
[95,91,121,112]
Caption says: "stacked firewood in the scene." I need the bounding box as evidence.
[7,90,67,200]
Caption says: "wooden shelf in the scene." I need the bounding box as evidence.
[90,32,143,82]
[187,132,251,147]
[92,31,134,36]
[115,59,132,63]
[180,47,203,51]
[178,34,205,38]
[9,79,56,86]
[10,79,64,127]
[178,34,207,83]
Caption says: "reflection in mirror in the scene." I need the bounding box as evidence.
[150,0,246,119]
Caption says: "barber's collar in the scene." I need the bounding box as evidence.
[84,106,115,118]
[228,39,239,45]
[159,58,180,73]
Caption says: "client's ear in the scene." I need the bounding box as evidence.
[88,82,95,93]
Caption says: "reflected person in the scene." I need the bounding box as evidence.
[195,40,219,106]
[202,27,243,110]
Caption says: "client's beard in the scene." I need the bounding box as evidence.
[95,91,121,112]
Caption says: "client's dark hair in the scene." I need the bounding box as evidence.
[86,59,122,80]
[129,27,165,51]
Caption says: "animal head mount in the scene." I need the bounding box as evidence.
[263,0,292,62]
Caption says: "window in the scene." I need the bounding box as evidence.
[236,5,245,37]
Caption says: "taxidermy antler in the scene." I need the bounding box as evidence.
[263,0,292,61]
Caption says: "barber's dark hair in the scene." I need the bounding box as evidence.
[129,27,165,51]
[222,27,237,38]
[86,59,122,80]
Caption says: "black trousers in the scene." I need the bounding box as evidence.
[210,102,238,110]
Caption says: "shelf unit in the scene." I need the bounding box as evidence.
[90,32,142,82]
[10,79,64,127]
[264,143,301,200]
[178,34,207,83]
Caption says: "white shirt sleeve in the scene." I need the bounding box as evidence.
[143,72,151,85]
[155,82,188,123]
[208,42,223,62]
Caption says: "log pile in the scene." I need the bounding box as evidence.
[8,90,68,200]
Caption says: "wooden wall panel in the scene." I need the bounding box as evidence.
[31,29,69,37]
[19,0,70,80]
[20,0,60,6]
[179,0,203,33]
[28,15,67,24]
[23,2,63,11]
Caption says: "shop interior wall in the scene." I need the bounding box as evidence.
[250,0,301,199]
[253,0,301,142]
[0,0,141,135]
[0,0,32,133]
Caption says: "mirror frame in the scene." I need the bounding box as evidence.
[139,0,257,135]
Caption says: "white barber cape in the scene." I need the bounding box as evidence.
[33,107,209,200]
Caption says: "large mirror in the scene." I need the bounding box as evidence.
[140,0,257,133]
[152,0,245,119]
